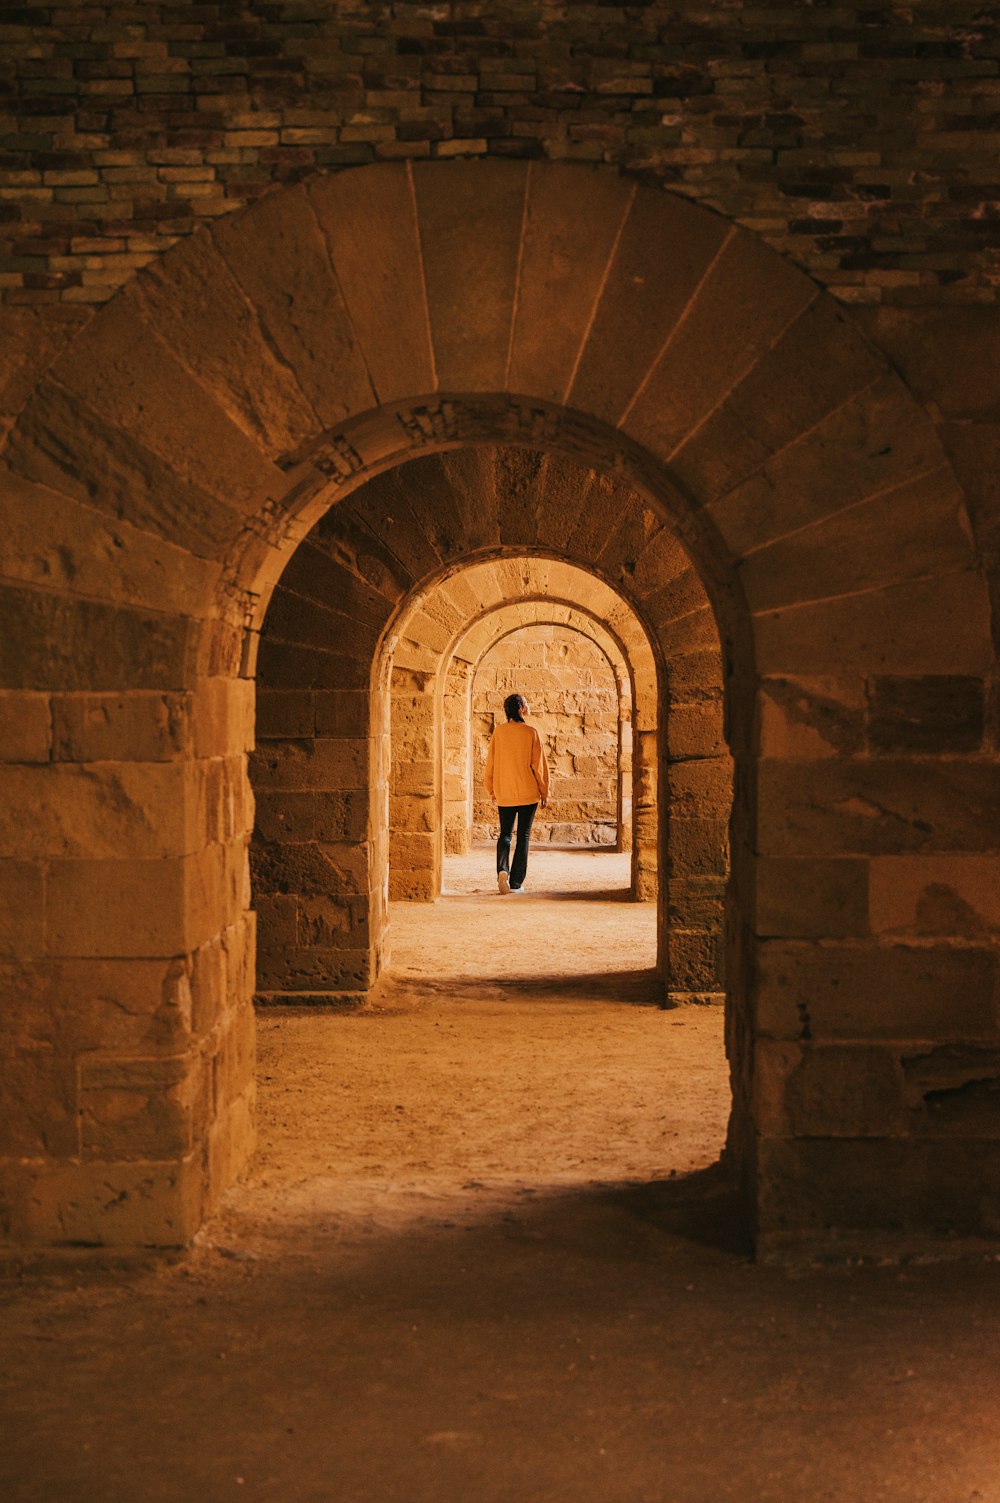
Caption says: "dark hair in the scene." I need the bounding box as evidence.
[503,692,527,722]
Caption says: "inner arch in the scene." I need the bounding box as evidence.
[252,450,730,1017]
[385,555,656,904]
[467,622,628,855]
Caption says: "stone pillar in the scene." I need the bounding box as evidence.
[388,666,439,901]
[250,511,395,1003]
[653,642,730,1004]
[0,675,256,1247]
[663,665,730,1006]
[252,678,380,1004]
[617,691,633,854]
[751,671,1000,1257]
[632,728,658,902]
[443,658,473,856]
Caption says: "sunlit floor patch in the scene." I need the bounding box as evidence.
[215,849,728,1252]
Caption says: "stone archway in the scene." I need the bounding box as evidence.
[252,461,729,1009]
[1,161,993,1258]
[384,555,655,898]
[470,619,623,839]
[395,603,635,891]
[456,616,632,857]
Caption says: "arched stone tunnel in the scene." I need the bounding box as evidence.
[251,461,729,1013]
[1,160,996,1263]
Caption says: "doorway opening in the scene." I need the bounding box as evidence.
[375,547,676,925]
[248,449,733,1225]
[469,623,627,854]
[251,446,733,1010]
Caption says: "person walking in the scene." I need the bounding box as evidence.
[484,692,549,894]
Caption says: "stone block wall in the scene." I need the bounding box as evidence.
[665,651,730,1006]
[471,624,625,848]
[750,667,1000,1252]
[251,539,388,1004]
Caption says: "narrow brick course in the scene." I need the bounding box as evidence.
[0,2,998,307]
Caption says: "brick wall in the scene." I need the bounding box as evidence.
[1,1,999,312]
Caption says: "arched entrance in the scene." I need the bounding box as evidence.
[1,161,991,1258]
[251,465,729,1008]
[393,591,636,888]
[389,558,652,886]
[463,620,629,854]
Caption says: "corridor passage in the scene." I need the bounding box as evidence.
[222,847,729,1253]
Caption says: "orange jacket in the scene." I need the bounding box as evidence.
[484,720,549,807]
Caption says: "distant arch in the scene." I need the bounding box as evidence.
[457,613,632,861]
[385,557,651,897]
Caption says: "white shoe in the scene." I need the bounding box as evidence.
[497,871,510,893]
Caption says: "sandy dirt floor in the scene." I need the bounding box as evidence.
[231,850,729,1252]
[2,849,1000,1503]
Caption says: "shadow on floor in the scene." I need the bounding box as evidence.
[286,1164,755,1310]
[522,886,635,902]
[494,968,662,1003]
[378,968,663,1007]
[591,1163,752,1259]
[6,1160,1000,1503]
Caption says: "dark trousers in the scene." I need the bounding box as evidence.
[497,802,538,889]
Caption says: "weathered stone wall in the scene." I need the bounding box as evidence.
[0,4,996,833]
[0,0,999,322]
[471,624,622,848]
